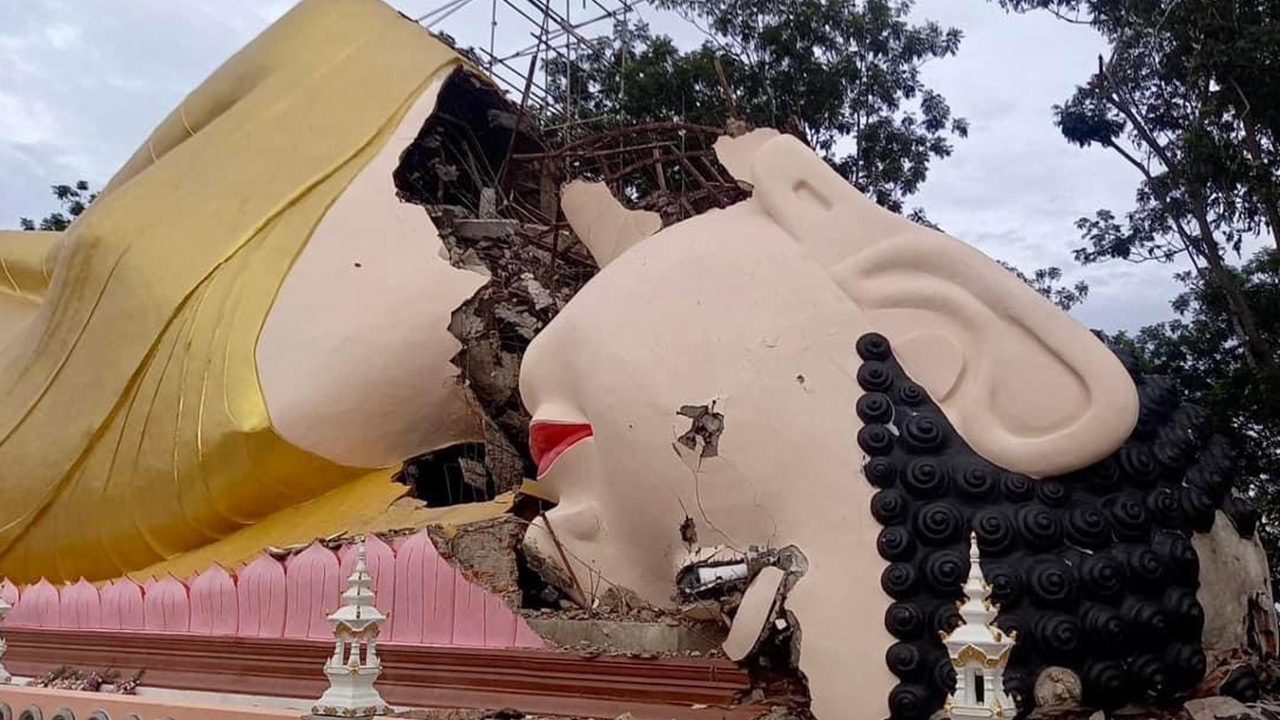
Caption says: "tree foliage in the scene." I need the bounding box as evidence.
[19,181,96,231]
[1103,249,1280,580]
[542,0,969,213]
[995,0,1280,375]
[998,262,1091,311]
[997,0,1280,573]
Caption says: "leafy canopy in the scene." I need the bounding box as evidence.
[997,0,1280,580]
[543,0,969,213]
[19,181,96,231]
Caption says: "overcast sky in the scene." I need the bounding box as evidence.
[0,0,1220,332]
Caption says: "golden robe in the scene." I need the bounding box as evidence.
[0,0,467,583]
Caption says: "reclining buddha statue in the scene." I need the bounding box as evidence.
[0,0,495,583]
[0,2,1272,720]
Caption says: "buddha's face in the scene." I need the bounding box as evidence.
[520,193,911,719]
[519,133,1141,606]
[521,199,879,599]
[517,135,1271,720]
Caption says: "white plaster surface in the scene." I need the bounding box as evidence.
[749,135,1139,478]
[520,132,1143,720]
[560,180,661,267]
[521,198,899,720]
[257,73,488,468]
[722,565,784,661]
[712,128,780,187]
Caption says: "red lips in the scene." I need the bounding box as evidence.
[529,421,593,477]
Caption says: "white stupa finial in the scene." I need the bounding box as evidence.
[943,533,1017,719]
[339,543,378,618]
[958,533,996,628]
[311,539,389,718]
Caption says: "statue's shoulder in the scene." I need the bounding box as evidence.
[0,229,63,304]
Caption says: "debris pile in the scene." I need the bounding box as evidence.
[427,516,527,608]
[394,68,578,496]
[378,62,812,720]
[674,545,812,714]
[30,666,142,694]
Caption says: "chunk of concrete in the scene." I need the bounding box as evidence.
[712,128,780,187]
[1193,511,1276,654]
[524,617,725,655]
[427,516,524,607]
[1034,666,1083,709]
[453,218,521,240]
[1185,696,1254,720]
[723,566,785,661]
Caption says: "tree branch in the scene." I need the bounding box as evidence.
[1045,7,1093,26]
[1102,138,1155,180]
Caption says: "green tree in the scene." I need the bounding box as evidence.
[543,0,969,214]
[1103,249,1280,581]
[998,262,1090,311]
[994,0,1278,374]
[19,181,96,231]
[996,0,1280,572]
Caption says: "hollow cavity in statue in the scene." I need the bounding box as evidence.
[0,2,1272,720]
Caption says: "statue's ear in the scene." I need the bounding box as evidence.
[751,135,1139,478]
[561,181,662,267]
[713,128,780,187]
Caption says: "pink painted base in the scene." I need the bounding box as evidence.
[1,531,541,649]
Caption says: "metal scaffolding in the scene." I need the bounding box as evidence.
[416,0,640,136]
[409,0,746,236]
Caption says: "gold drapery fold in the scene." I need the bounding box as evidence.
[0,0,464,582]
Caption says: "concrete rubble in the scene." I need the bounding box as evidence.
[427,516,526,608]
[383,69,752,507]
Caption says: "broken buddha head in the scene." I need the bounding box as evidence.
[518,132,1273,720]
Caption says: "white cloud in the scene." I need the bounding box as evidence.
[0,34,41,79]
[907,0,1186,332]
[43,22,80,50]
[0,90,60,145]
